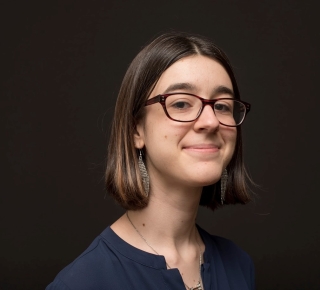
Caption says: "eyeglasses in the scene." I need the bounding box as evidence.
[145,93,251,127]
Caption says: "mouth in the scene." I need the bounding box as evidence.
[183,144,220,153]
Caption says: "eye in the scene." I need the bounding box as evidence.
[214,101,233,113]
[171,100,192,109]
[166,94,197,111]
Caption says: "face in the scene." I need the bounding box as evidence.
[134,55,237,191]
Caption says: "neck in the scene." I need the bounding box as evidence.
[111,186,204,290]
[127,184,202,249]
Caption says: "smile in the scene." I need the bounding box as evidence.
[183,144,220,153]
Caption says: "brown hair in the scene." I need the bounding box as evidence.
[105,31,252,210]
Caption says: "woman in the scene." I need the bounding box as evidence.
[47,32,254,290]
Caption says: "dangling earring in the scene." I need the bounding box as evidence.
[138,149,149,197]
[220,169,228,205]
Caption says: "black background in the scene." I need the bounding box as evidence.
[1,1,320,289]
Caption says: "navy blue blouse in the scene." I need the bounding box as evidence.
[46,226,255,289]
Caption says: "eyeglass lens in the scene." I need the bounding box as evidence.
[165,94,246,126]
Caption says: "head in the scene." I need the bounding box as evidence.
[105,31,251,210]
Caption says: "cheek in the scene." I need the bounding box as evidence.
[143,105,196,153]
[223,127,237,159]
[222,125,237,138]
[230,129,237,149]
[145,113,190,143]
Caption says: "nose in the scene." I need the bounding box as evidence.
[193,104,220,132]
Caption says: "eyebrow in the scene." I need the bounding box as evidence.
[213,85,234,97]
[163,82,234,98]
[163,82,197,94]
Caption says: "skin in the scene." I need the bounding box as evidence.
[111,55,237,288]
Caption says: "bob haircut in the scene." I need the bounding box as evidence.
[106,31,251,210]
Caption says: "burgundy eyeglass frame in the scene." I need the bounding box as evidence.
[145,93,251,127]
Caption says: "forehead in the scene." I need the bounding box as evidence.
[151,55,233,96]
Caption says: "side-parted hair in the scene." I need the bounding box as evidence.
[105,31,252,210]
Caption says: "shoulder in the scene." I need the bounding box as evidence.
[198,226,255,289]
[210,234,252,263]
[46,227,122,290]
[198,225,252,263]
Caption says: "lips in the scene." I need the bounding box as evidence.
[183,143,221,153]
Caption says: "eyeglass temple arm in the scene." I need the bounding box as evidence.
[145,95,162,106]
[244,102,251,113]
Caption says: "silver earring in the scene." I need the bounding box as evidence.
[221,169,228,205]
[138,150,149,197]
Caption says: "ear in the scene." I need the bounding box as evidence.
[133,122,145,149]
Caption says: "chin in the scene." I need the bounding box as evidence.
[189,175,221,188]
[194,171,222,185]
